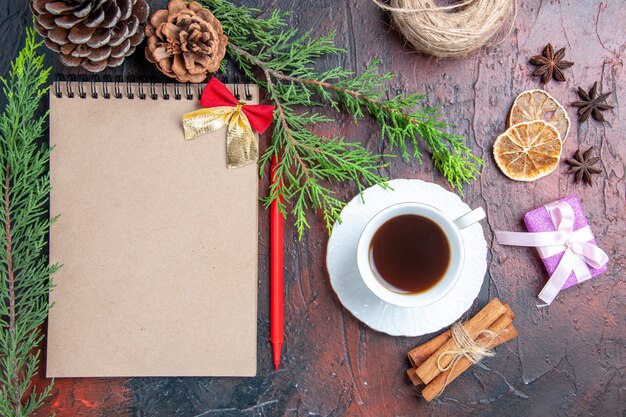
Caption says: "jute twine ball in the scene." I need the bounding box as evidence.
[374,0,517,58]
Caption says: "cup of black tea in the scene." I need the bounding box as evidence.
[356,202,485,307]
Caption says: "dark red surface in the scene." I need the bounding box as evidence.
[1,0,624,416]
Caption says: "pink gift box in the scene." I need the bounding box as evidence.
[523,195,608,290]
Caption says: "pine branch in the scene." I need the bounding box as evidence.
[0,27,56,417]
[200,0,483,237]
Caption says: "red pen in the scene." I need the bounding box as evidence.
[270,157,284,370]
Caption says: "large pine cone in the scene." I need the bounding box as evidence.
[30,0,149,72]
[145,0,228,83]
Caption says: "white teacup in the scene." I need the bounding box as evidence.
[356,202,485,307]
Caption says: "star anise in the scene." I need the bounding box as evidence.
[571,82,614,123]
[529,43,574,83]
[565,147,602,186]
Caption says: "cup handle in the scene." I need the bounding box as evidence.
[453,207,486,230]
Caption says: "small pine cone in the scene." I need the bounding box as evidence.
[30,0,149,72]
[144,0,228,83]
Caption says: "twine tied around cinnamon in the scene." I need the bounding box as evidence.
[436,322,497,373]
[372,0,518,58]
[430,321,506,398]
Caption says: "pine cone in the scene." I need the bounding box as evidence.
[144,0,228,83]
[30,0,149,72]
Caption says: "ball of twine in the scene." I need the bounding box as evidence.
[374,0,517,58]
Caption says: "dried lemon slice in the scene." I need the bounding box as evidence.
[509,89,571,143]
[493,120,562,181]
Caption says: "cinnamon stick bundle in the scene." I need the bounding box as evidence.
[406,298,518,401]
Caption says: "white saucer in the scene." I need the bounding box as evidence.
[326,179,487,337]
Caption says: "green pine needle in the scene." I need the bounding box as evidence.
[0,27,57,417]
[201,0,483,238]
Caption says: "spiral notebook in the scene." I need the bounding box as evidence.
[46,77,258,377]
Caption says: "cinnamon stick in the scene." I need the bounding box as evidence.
[407,303,515,366]
[406,367,423,385]
[415,298,508,385]
[421,323,518,401]
[406,305,515,387]
[408,331,452,367]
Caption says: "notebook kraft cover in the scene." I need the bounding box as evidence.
[47,83,259,377]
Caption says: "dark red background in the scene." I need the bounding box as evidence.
[1,0,624,416]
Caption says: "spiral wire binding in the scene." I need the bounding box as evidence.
[137,77,146,100]
[233,74,240,100]
[244,82,252,101]
[161,79,170,100]
[197,82,203,99]
[149,79,158,100]
[126,75,135,99]
[90,75,99,99]
[77,74,87,98]
[114,75,123,99]
[102,75,112,99]
[53,72,254,101]
[53,74,62,97]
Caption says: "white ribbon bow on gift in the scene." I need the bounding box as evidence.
[495,201,609,305]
